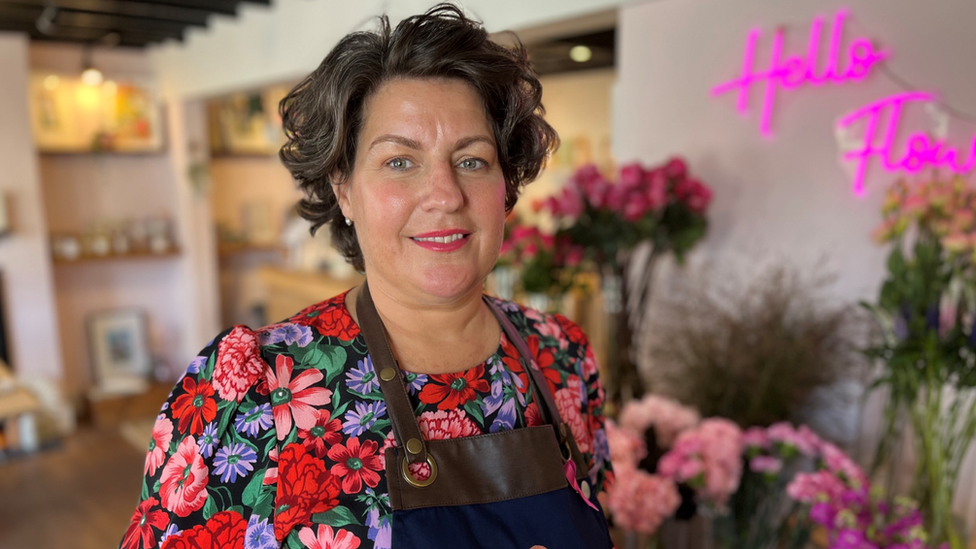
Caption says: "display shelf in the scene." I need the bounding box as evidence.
[218,242,285,257]
[52,248,180,265]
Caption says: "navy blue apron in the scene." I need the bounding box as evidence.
[357,282,613,549]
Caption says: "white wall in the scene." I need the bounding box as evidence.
[0,34,64,381]
[149,0,633,100]
[616,0,976,528]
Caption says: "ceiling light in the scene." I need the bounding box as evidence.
[81,67,103,86]
[80,47,103,87]
[569,45,592,63]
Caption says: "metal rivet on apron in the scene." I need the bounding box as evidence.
[581,480,591,500]
[379,367,397,382]
[406,437,424,455]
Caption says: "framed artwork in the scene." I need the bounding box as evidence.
[28,73,164,153]
[87,309,152,395]
[208,84,291,156]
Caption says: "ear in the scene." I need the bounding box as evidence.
[331,178,353,221]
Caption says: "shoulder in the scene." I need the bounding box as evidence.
[260,289,361,343]
[488,296,590,348]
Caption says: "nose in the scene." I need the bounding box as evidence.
[421,160,465,212]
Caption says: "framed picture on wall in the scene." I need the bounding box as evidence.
[87,309,152,395]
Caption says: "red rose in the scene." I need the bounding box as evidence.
[308,306,359,341]
[213,326,266,403]
[553,314,587,346]
[161,510,245,549]
[274,443,341,541]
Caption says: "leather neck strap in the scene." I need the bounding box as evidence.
[356,281,566,466]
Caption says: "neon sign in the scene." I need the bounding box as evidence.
[713,8,976,195]
[838,92,976,196]
[712,9,888,138]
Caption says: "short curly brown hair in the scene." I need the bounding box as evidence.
[278,3,558,272]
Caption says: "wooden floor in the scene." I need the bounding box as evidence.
[0,426,145,549]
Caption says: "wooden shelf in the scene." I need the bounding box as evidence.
[218,242,285,257]
[39,150,167,157]
[52,248,181,265]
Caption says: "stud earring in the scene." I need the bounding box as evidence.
[345,217,353,226]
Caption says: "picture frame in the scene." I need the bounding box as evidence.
[87,309,152,395]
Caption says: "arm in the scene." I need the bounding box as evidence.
[119,326,278,549]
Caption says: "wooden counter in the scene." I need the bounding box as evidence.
[258,267,363,322]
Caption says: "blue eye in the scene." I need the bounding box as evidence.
[388,158,412,170]
[459,158,486,170]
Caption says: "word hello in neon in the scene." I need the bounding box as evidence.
[838,92,976,196]
[714,9,976,195]
[712,9,888,137]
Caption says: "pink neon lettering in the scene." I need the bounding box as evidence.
[713,8,888,136]
[837,92,976,195]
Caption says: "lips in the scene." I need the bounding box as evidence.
[409,230,471,252]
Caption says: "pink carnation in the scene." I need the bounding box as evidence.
[618,394,699,448]
[607,465,681,535]
[819,442,868,490]
[786,470,847,503]
[742,426,769,449]
[749,455,783,475]
[659,418,742,509]
[606,420,647,468]
[768,422,820,456]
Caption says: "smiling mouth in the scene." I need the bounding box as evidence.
[410,234,470,243]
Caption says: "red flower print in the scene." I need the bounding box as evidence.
[553,313,587,346]
[121,497,168,549]
[145,415,173,476]
[160,437,209,517]
[327,437,383,494]
[213,326,266,403]
[299,409,343,458]
[555,377,590,453]
[160,510,246,549]
[379,410,480,480]
[171,377,217,436]
[499,336,530,394]
[266,354,333,440]
[306,305,359,341]
[525,402,543,427]
[418,365,489,410]
[527,335,561,395]
[275,443,341,542]
[418,409,481,440]
[298,524,362,549]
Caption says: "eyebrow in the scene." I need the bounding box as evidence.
[367,134,496,152]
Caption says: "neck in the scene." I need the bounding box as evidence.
[346,277,499,374]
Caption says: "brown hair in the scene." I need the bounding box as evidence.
[279,3,558,271]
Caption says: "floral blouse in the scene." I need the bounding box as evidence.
[120,291,612,549]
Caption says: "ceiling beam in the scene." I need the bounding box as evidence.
[0,18,180,45]
[110,0,243,16]
[1,0,210,26]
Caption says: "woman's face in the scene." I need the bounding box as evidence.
[335,77,507,304]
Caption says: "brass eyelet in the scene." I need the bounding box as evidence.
[401,454,438,488]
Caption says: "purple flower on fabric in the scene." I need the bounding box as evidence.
[592,427,610,464]
[235,403,273,437]
[213,442,257,483]
[187,355,206,374]
[346,357,379,394]
[482,377,505,416]
[488,355,525,406]
[490,398,517,433]
[260,324,313,347]
[403,371,427,395]
[245,515,277,549]
[198,423,218,458]
[366,506,392,549]
[160,523,181,545]
[497,299,521,313]
[343,401,386,436]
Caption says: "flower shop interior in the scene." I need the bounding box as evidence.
[0,0,975,547]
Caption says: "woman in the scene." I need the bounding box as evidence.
[120,5,613,549]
